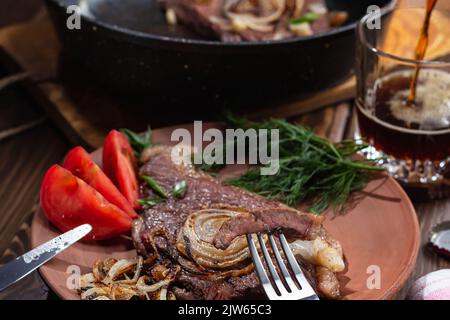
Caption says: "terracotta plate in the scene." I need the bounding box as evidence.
[31,123,420,300]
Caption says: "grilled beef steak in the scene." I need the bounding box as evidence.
[133,146,343,299]
[213,208,322,250]
[162,0,344,42]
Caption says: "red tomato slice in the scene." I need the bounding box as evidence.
[103,130,140,208]
[64,146,137,219]
[40,165,132,240]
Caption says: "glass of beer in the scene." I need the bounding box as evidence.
[356,1,450,189]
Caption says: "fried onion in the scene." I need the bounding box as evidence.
[290,238,345,272]
[102,258,138,285]
[78,257,178,300]
[223,0,286,33]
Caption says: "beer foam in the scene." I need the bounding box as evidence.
[386,69,450,130]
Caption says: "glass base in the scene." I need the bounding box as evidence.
[361,145,450,200]
[354,135,450,200]
[361,144,449,185]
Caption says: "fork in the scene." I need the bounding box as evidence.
[247,232,320,300]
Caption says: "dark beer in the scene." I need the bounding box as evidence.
[408,0,438,104]
[357,69,450,161]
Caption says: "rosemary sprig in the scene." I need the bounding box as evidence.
[201,114,384,214]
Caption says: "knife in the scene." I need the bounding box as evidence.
[0,224,92,292]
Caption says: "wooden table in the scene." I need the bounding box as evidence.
[0,0,449,300]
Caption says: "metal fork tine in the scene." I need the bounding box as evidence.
[279,234,318,298]
[268,234,299,292]
[246,234,280,300]
[247,232,320,300]
[257,233,289,295]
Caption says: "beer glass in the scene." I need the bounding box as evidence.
[355,2,450,189]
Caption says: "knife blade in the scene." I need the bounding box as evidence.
[0,224,92,292]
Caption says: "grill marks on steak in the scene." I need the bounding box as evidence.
[134,146,341,299]
[213,208,322,249]
[162,0,333,42]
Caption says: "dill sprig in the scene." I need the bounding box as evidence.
[208,114,384,214]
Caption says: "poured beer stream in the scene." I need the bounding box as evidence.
[407,0,438,105]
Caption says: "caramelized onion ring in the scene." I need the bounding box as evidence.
[177,208,264,269]
[177,254,254,279]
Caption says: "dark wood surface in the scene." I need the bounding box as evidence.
[0,57,69,300]
[0,0,449,301]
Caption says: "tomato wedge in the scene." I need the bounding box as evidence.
[64,146,137,219]
[40,165,132,240]
[103,130,140,208]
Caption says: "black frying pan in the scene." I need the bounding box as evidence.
[45,0,394,109]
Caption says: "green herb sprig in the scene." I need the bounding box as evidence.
[142,175,167,198]
[121,127,155,160]
[200,114,384,214]
[139,177,188,208]
[172,180,188,198]
[138,196,164,207]
[290,12,320,25]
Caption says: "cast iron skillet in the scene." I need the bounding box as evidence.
[45,0,394,109]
